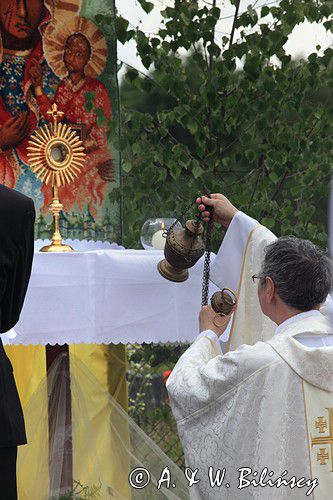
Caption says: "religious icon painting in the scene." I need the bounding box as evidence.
[0,0,121,243]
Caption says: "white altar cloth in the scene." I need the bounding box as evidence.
[3,241,218,345]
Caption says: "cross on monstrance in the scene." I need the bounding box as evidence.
[311,408,333,471]
[47,103,65,122]
[27,103,86,252]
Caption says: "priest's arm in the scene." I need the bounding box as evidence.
[196,195,277,349]
[166,322,268,422]
[166,330,240,421]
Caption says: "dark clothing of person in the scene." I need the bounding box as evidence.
[0,185,35,496]
[0,447,18,500]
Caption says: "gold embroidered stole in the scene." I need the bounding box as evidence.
[303,380,333,499]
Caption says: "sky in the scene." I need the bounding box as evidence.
[116,0,333,79]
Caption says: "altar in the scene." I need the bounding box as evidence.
[3,241,217,345]
[3,240,217,499]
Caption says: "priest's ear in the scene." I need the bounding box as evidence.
[264,277,275,302]
[258,276,275,315]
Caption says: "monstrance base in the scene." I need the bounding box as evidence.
[40,243,74,253]
[157,259,188,283]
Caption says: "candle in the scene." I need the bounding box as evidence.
[152,223,166,250]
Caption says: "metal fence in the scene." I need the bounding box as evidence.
[127,344,189,468]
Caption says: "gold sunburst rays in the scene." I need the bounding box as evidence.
[27,119,85,188]
[27,104,86,252]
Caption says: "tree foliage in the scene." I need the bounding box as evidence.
[100,0,333,250]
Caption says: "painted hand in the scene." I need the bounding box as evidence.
[29,58,43,87]
[0,113,29,149]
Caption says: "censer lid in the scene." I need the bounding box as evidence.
[185,219,204,235]
[222,289,235,305]
[211,287,237,315]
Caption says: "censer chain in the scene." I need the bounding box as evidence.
[165,199,198,236]
[165,195,213,308]
[201,205,213,307]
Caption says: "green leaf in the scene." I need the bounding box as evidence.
[323,20,333,31]
[268,171,279,184]
[322,47,333,66]
[308,53,317,63]
[137,0,154,14]
[192,165,203,179]
[207,42,221,57]
[142,56,152,69]
[188,121,198,135]
[122,162,133,173]
[115,16,130,44]
[126,68,139,81]
[261,6,270,17]
[261,218,275,228]
[151,37,160,48]
[211,7,221,19]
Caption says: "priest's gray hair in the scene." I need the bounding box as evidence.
[260,236,332,311]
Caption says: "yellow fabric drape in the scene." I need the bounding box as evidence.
[5,345,49,500]
[5,344,129,500]
[69,344,130,499]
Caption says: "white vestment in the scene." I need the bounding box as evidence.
[167,213,333,499]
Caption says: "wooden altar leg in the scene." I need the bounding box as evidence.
[46,344,73,495]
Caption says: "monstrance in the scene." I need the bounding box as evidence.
[27,103,86,252]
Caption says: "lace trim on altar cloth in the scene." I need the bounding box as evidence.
[2,333,195,347]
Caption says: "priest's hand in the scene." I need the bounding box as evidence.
[196,193,238,228]
[199,305,232,337]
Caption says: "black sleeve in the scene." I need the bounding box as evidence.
[0,199,35,333]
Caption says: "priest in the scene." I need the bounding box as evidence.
[0,185,35,499]
[166,193,333,499]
